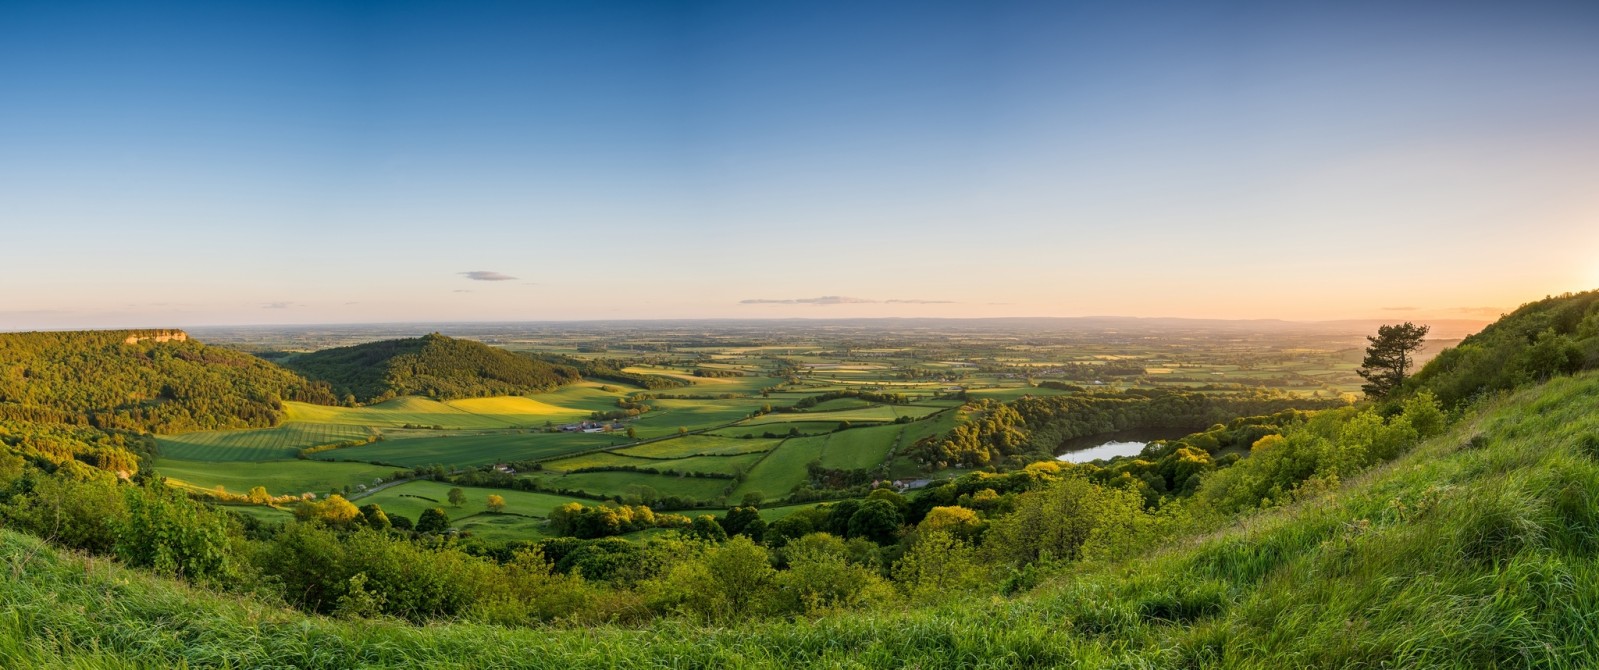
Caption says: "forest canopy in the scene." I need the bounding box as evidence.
[0,329,335,435]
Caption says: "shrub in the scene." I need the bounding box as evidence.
[115,484,232,583]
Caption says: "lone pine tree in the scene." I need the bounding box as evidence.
[1358,322,1430,398]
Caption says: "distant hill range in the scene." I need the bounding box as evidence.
[0,329,336,434]
[281,333,579,403]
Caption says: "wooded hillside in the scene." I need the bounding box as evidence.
[284,333,580,403]
[1410,289,1599,407]
[0,330,336,435]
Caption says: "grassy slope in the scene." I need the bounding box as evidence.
[154,422,376,461]
[616,435,780,458]
[732,434,830,503]
[818,424,904,470]
[8,374,1599,668]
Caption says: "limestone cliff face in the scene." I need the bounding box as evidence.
[122,329,189,345]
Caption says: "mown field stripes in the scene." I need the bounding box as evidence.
[155,422,376,462]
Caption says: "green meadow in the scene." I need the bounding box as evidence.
[538,451,646,472]
[732,435,831,504]
[154,422,376,461]
[542,450,765,476]
[741,404,937,426]
[622,398,772,438]
[615,435,779,458]
[711,422,841,437]
[313,431,619,468]
[817,424,904,470]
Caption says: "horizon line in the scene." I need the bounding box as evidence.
[0,314,1500,334]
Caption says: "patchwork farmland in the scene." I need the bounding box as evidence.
[156,319,1381,537]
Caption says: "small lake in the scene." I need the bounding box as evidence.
[1054,427,1201,463]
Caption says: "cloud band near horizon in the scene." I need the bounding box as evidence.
[741,296,954,305]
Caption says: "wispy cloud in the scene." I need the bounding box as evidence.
[460,271,518,281]
[453,290,472,293]
[1380,306,1418,311]
[741,296,954,305]
[262,302,293,309]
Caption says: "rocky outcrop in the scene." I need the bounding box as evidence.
[122,329,189,345]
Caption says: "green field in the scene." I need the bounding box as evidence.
[155,422,376,462]
[817,424,903,470]
[542,450,765,476]
[528,470,732,503]
[154,458,400,498]
[731,435,830,504]
[900,408,961,442]
[646,452,766,475]
[710,422,841,438]
[623,398,772,438]
[803,398,875,411]
[538,451,644,472]
[313,431,618,468]
[741,404,935,426]
[616,435,780,458]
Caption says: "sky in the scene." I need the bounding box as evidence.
[2,0,1597,328]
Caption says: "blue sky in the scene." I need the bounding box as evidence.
[2,0,1597,327]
